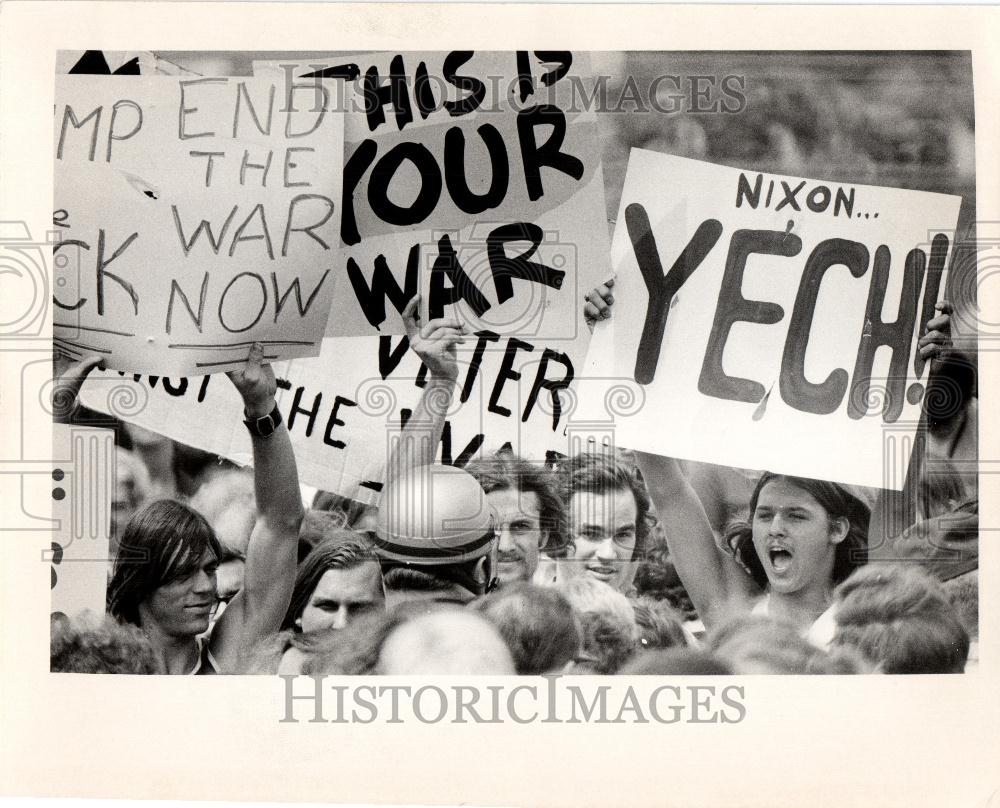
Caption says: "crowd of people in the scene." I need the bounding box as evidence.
[51,290,978,677]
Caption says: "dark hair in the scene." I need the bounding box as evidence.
[381,559,483,599]
[724,473,869,590]
[473,583,582,675]
[925,349,976,435]
[557,452,652,559]
[107,500,222,626]
[311,490,376,529]
[619,649,733,675]
[832,564,970,674]
[51,613,164,674]
[632,597,688,651]
[632,528,697,619]
[465,451,569,555]
[281,533,380,630]
[916,455,965,521]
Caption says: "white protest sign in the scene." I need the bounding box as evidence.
[253,51,608,341]
[80,328,579,499]
[579,149,961,490]
[53,74,345,375]
[77,53,610,498]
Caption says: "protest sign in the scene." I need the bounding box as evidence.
[579,149,962,490]
[53,74,345,375]
[79,322,584,499]
[253,52,608,340]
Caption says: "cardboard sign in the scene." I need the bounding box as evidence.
[579,149,961,490]
[253,52,608,341]
[79,321,587,500]
[53,75,345,374]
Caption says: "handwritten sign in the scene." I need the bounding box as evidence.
[254,52,608,340]
[580,149,961,490]
[75,53,610,497]
[80,328,583,500]
[53,75,345,374]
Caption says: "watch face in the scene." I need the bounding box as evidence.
[246,413,276,437]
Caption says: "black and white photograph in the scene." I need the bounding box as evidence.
[47,47,980,677]
[1,4,998,807]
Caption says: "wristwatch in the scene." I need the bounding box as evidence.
[243,402,282,438]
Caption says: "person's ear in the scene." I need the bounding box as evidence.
[829,517,850,545]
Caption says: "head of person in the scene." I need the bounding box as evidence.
[465,451,568,585]
[51,612,164,674]
[709,615,869,675]
[632,597,688,652]
[831,563,970,674]
[941,569,978,644]
[311,488,380,533]
[303,606,418,675]
[726,473,870,599]
[107,499,222,639]
[282,533,385,633]
[916,454,966,521]
[189,469,256,607]
[924,348,976,437]
[303,603,515,676]
[556,576,639,674]
[473,583,582,675]
[632,527,696,619]
[371,464,498,606]
[243,626,346,675]
[110,447,150,556]
[558,452,651,592]
[619,649,733,675]
[376,607,516,675]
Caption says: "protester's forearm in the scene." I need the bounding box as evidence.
[634,450,739,627]
[387,374,455,481]
[248,394,304,534]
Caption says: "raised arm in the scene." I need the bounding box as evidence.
[213,343,304,664]
[633,450,754,629]
[385,295,468,482]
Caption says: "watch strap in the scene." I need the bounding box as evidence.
[243,402,282,438]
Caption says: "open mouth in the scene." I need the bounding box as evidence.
[768,548,793,574]
[586,565,617,578]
